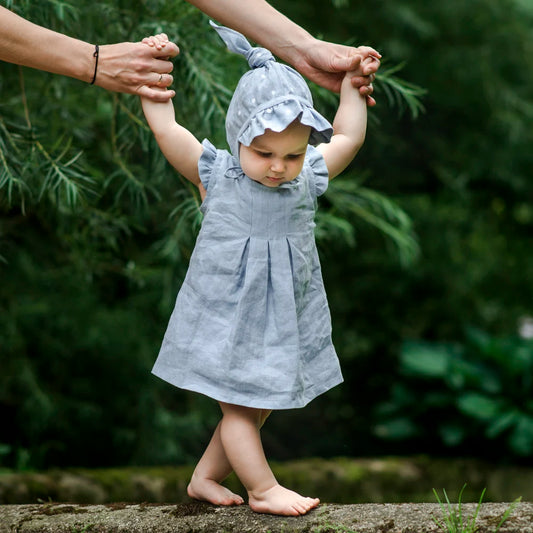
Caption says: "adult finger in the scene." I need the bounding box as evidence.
[361,56,380,76]
[350,74,374,89]
[331,53,362,73]
[153,72,174,87]
[137,85,176,102]
[366,94,377,107]
[152,57,175,75]
[359,83,374,96]
[356,46,382,59]
[357,81,377,106]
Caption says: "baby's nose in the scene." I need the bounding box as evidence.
[270,159,285,172]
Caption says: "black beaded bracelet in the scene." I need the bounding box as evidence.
[90,44,99,85]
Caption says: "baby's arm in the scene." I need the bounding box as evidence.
[141,93,203,186]
[141,94,203,186]
[317,56,376,179]
[140,36,203,186]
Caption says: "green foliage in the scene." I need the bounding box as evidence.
[0,115,93,212]
[433,485,487,533]
[374,61,426,119]
[432,484,522,533]
[319,177,419,266]
[376,330,533,457]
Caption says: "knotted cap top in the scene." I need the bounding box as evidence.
[210,21,333,159]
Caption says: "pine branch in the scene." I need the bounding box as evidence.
[0,120,30,210]
[375,62,427,119]
[323,176,420,266]
[107,95,161,209]
[35,137,94,208]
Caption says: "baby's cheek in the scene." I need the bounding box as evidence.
[292,162,305,178]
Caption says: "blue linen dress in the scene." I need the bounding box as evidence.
[151,140,343,410]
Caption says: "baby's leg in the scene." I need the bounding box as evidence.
[187,421,244,505]
[187,409,271,506]
[219,402,320,516]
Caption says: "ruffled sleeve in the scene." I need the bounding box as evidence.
[198,139,218,189]
[305,145,330,197]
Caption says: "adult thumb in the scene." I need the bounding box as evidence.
[331,53,362,72]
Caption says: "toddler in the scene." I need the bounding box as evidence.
[141,22,378,516]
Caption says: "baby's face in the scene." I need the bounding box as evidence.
[239,121,311,188]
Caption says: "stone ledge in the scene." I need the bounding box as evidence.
[0,502,531,533]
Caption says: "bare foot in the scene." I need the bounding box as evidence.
[187,477,244,506]
[249,484,320,516]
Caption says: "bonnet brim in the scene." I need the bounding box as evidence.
[238,97,333,148]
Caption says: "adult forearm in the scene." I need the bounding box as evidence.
[186,0,313,64]
[0,7,178,100]
[0,7,94,82]
[186,0,379,96]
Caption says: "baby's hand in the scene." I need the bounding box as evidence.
[355,46,381,76]
[347,49,380,106]
[140,33,175,90]
[142,33,171,52]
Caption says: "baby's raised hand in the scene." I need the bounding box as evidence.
[355,46,381,76]
[142,33,172,51]
[141,33,176,91]
[349,49,380,106]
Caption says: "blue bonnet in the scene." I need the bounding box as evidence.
[210,21,333,159]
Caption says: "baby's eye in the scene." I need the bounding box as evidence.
[287,153,304,160]
[256,151,272,158]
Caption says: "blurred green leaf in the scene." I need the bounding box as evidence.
[509,415,533,456]
[379,332,533,460]
[374,418,419,440]
[400,341,454,377]
[439,424,466,447]
[486,411,519,439]
[457,393,502,421]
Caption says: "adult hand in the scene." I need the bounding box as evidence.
[96,38,179,101]
[291,40,381,105]
[0,7,180,101]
